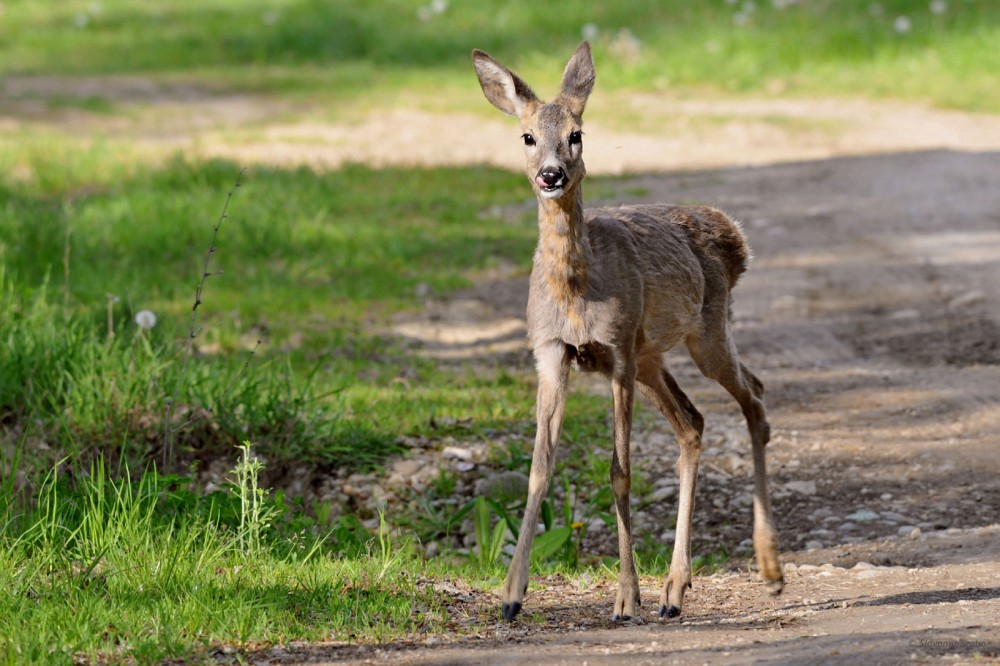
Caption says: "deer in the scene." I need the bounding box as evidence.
[471,42,783,622]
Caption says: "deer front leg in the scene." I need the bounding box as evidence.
[502,342,569,621]
[610,358,640,621]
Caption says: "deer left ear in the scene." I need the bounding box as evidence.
[559,42,595,117]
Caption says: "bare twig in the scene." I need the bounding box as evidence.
[162,167,246,468]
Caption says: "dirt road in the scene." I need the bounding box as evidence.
[281,148,1000,666]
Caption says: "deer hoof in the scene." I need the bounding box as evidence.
[659,604,681,619]
[765,577,784,595]
[502,601,522,622]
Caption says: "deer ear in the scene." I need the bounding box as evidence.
[472,49,539,117]
[559,41,595,117]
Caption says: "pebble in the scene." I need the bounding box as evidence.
[475,471,529,503]
[898,525,921,538]
[837,522,857,532]
[785,480,817,495]
[442,446,473,461]
[805,540,824,550]
[392,459,422,476]
[649,486,677,502]
[948,289,985,309]
[845,510,879,522]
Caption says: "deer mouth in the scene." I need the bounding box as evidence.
[535,174,566,199]
[538,184,565,199]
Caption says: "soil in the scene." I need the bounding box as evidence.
[6,78,999,663]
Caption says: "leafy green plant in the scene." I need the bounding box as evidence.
[472,496,509,569]
[230,441,276,558]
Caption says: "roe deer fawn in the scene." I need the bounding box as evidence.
[472,42,783,622]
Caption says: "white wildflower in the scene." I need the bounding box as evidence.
[135,310,157,330]
[417,0,447,20]
[930,0,947,15]
[894,15,912,33]
[581,22,599,41]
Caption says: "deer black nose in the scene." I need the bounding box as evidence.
[537,167,565,188]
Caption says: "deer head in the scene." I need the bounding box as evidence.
[473,42,596,200]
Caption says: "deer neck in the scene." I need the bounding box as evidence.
[535,186,592,305]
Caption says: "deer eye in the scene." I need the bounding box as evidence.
[569,130,583,145]
[522,133,536,146]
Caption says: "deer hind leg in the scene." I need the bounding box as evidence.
[637,358,705,619]
[686,329,784,595]
[610,353,640,621]
[502,341,571,621]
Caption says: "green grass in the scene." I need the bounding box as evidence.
[0,151,562,469]
[1,1,998,111]
[0,453,460,664]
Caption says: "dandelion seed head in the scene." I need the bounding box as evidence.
[930,0,947,14]
[894,15,912,33]
[135,310,157,330]
[581,22,599,41]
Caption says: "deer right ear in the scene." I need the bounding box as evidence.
[472,49,539,117]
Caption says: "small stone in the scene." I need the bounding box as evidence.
[880,493,893,501]
[948,289,985,309]
[845,510,879,522]
[441,446,473,461]
[856,569,882,580]
[475,471,529,504]
[851,561,876,571]
[392,459,422,476]
[649,486,677,502]
[837,521,857,531]
[805,540,824,550]
[785,480,817,495]
[425,541,440,558]
[454,461,475,472]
